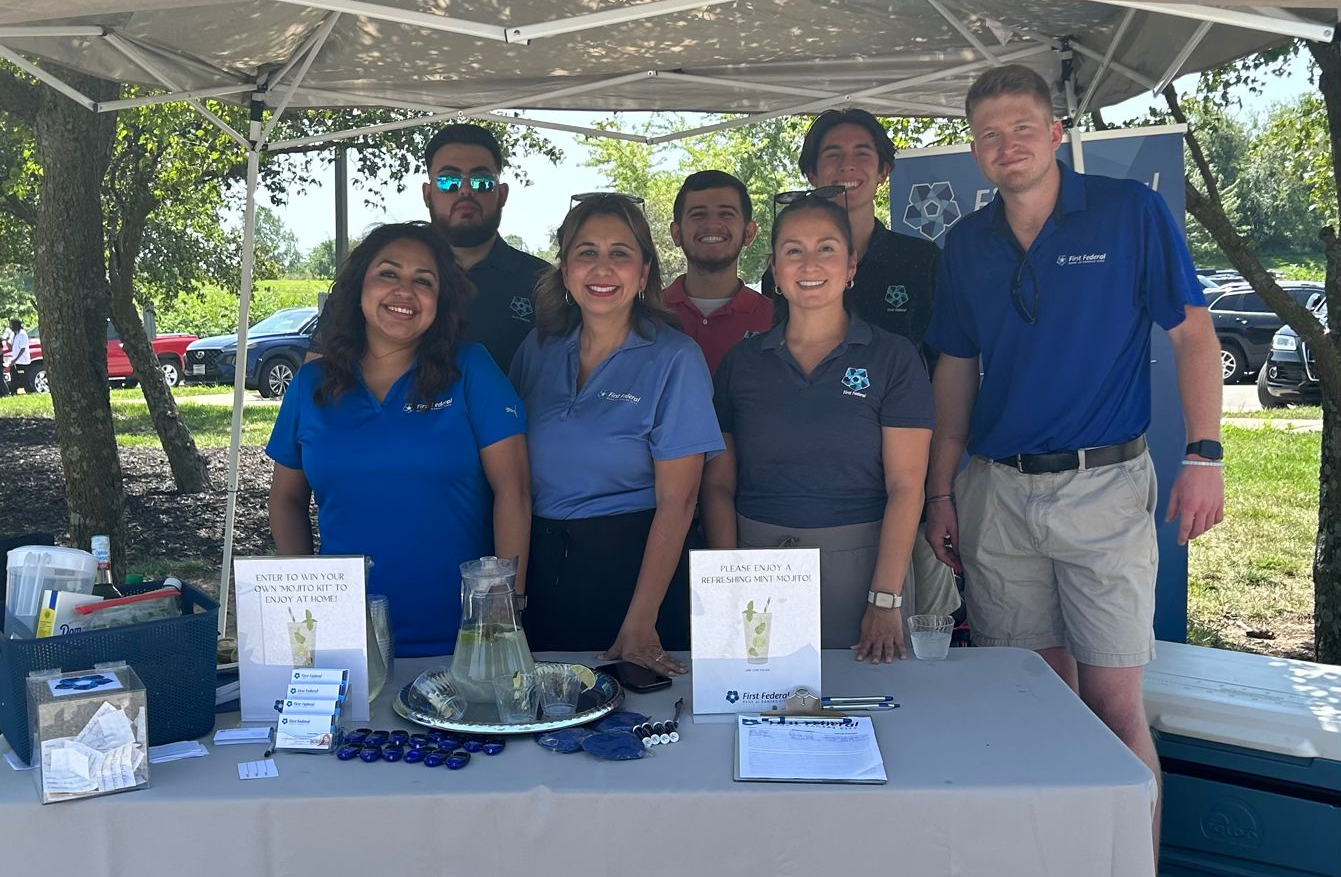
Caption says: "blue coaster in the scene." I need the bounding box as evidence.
[581,731,646,761]
[534,727,596,754]
[593,711,648,733]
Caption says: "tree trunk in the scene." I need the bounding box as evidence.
[107,293,213,493]
[31,68,127,575]
[107,190,212,494]
[1170,54,1341,663]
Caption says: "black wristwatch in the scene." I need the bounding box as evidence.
[1185,440,1224,461]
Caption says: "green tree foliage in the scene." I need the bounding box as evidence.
[582,113,968,284]
[158,280,329,338]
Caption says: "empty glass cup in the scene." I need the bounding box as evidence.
[535,665,583,719]
[493,671,537,724]
[366,594,394,702]
[908,614,955,660]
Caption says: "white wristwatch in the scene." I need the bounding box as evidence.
[867,590,902,610]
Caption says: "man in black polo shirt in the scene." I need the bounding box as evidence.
[764,108,959,618]
[421,124,549,370]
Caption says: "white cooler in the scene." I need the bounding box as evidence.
[1144,641,1341,876]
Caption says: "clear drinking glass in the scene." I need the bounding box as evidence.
[535,665,582,719]
[492,671,537,723]
[366,595,393,702]
[908,614,955,660]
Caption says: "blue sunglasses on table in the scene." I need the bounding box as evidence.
[434,173,499,194]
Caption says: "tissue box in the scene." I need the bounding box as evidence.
[27,662,149,804]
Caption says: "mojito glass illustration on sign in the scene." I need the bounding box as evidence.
[743,599,773,665]
[288,608,317,667]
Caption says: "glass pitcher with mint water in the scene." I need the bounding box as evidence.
[450,556,535,705]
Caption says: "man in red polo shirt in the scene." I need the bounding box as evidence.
[665,170,773,375]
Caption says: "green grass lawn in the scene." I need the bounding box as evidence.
[1228,405,1323,421]
[0,386,279,447]
[1186,423,1318,650]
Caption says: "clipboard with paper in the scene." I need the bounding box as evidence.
[734,714,888,784]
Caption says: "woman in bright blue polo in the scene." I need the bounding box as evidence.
[510,194,722,675]
[701,195,933,663]
[267,222,530,657]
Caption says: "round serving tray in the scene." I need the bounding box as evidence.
[393,661,624,736]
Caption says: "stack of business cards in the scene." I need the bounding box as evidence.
[275,668,348,752]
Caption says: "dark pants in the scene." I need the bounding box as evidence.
[524,509,695,653]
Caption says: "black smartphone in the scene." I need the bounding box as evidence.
[596,661,672,693]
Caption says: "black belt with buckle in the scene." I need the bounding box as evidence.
[993,436,1147,475]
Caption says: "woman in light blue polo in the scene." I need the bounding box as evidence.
[701,195,933,663]
[510,194,722,675]
[267,222,531,657]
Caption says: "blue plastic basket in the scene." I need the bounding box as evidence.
[0,580,218,764]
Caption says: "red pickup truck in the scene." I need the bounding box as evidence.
[11,323,198,394]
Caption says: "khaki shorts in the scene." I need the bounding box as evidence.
[955,452,1158,668]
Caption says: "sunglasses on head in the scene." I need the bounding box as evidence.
[569,191,646,212]
[435,173,498,194]
[771,185,848,223]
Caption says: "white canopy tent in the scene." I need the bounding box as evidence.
[0,0,1334,634]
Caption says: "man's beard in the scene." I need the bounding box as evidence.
[431,205,501,249]
[685,242,743,275]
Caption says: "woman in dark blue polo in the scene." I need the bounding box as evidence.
[267,222,531,657]
[510,194,722,675]
[701,195,933,663]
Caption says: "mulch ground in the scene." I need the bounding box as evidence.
[1,416,273,582]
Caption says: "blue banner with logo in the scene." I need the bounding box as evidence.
[890,127,1191,643]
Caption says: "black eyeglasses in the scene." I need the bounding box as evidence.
[569,191,646,212]
[435,173,498,194]
[771,185,848,224]
[1010,255,1039,324]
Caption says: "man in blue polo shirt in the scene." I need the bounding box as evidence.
[422,124,549,370]
[924,65,1224,850]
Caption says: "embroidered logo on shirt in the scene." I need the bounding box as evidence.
[841,367,871,394]
[1056,253,1108,266]
[404,397,454,413]
[902,181,962,241]
[885,285,909,312]
[598,390,642,405]
[510,296,534,321]
[742,330,761,340]
[505,406,519,418]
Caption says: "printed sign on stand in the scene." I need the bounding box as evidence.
[689,548,821,715]
[234,556,369,722]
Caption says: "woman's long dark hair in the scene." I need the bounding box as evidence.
[533,196,676,342]
[312,221,473,407]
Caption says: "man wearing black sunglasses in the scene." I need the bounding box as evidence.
[420,124,549,370]
[764,107,960,620]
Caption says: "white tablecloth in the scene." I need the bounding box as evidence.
[0,647,1156,877]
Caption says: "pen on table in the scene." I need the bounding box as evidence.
[820,696,894,704]
[262,725,277,759]
[822,702,897,711]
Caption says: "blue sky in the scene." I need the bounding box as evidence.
[271,54,1315,256]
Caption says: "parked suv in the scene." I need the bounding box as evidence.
[20,321,197,394]
[1207,281,1324,383]
[183,307,318,398]
[1259,299,1326,408]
